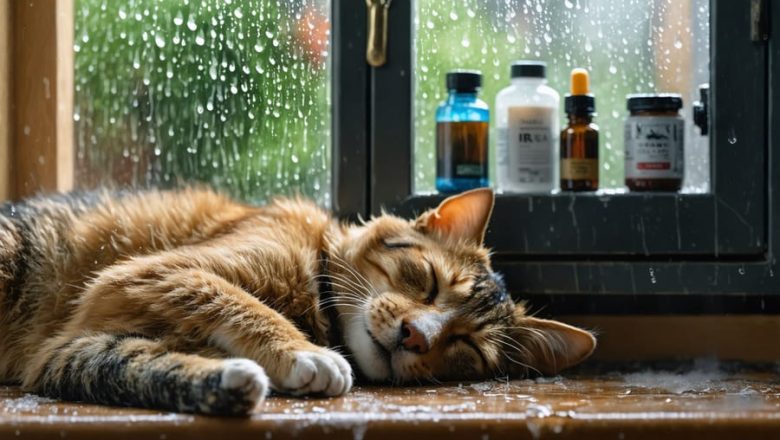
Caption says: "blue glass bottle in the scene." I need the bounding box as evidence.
[435,71,490,193]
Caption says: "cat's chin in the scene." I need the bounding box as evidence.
[341,314,393,381]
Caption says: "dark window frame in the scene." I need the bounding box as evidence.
[332,0,780,314]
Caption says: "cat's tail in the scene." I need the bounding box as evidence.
[24,333,269,415]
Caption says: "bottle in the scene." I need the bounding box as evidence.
[435,71,490,194]
[495,61,560,193]
[624,93,684,191]
[560,68,599,191]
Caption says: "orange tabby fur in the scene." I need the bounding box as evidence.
[0,188,595,415]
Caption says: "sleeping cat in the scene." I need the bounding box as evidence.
[0,187,595,415]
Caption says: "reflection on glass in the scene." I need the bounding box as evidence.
[74,0,331,205]
[414,0,709,193]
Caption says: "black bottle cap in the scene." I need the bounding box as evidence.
[564,95,596,115]
[446,71,482,92]
[511,61,546,78]
[627,93,683,112]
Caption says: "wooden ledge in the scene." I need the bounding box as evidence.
[2,368,780,440]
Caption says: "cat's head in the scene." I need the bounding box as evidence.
[327,188,596,382]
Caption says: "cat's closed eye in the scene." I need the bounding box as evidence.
[424,263,439,304]
[382,239,416,250]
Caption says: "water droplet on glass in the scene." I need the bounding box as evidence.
[186,17,197,31]
[154,34,166,48]
[173,12,183,26]
[727,128,737,144]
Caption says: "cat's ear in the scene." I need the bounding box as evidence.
[415,188,494,244]
[508,309,596,376]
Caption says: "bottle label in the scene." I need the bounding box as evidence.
[560,158,598,180]
[436,121,489,179]
[624,116,684,179]
[497,106,556,185]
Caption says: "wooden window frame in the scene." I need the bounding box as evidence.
[1,0,74,201]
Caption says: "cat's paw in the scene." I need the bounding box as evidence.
[219,358,270,408]
[277,349,353,396]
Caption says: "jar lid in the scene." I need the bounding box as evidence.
[627,93,683,112]
[446,70,482,92]
[511,61,546,78]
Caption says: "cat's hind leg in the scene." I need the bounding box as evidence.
[24,333,268,415]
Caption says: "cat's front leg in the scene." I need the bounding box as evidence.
[69,262,353,397]
[271,346,354,396]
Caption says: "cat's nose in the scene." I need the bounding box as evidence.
[400,320,429,354]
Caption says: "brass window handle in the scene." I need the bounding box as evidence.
[366,0,392,67]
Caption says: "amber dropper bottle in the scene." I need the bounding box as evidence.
[560,68,599,191]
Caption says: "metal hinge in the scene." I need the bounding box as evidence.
[751,0,770,42]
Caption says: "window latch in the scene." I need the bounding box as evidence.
[693,84,709,136]
[366,0,392,67]
[751,0,770,42]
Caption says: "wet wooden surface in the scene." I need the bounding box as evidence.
[2,366,780,439]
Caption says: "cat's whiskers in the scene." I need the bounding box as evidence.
[312,271,368,298]
[327,255,379,297]
[317,295,367,311]
[487,333,542,376]
[321,280,371,305]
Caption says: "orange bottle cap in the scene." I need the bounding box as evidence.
[570,68,590,95]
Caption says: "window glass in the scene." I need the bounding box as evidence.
[414,0,709,193]
[74,0,331,205]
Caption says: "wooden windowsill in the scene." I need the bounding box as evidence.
[2,366,779,439]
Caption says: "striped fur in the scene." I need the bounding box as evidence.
[0,187,595,415]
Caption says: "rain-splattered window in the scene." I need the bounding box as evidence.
[74,0,331,205]
[414,0,709,193]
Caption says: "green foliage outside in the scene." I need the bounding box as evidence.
[74,0,330,204]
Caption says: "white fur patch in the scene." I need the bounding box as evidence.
[277,349,353,396]
[220,358,269,407]
[343,314,392,381]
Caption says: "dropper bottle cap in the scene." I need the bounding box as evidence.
[564,68,596,115]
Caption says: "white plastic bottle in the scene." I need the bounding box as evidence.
[495,61,560,193]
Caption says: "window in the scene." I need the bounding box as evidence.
[413,0,711,192]
[364,0,773,313]
[4,0,776,314]
[73,0,331,205]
